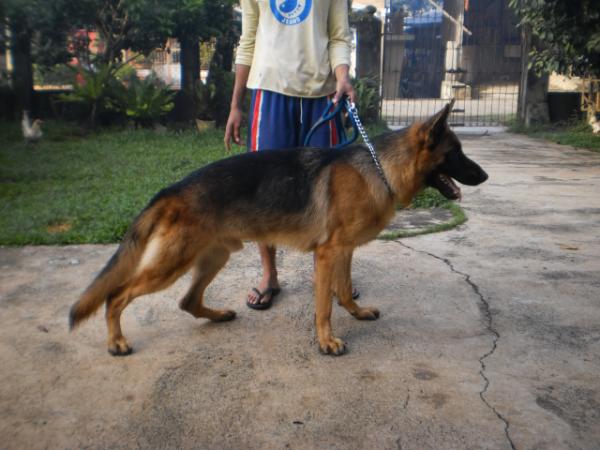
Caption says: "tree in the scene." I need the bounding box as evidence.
[2,0,236,121]
[165,0,235,121]
[1,0,75,115]
[75,0,172,64]
[509,0,600,78]
[1,0,174,116]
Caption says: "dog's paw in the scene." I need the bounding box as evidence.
[352,306,380,321]
[319,337,347,356]
[211,309,237,322]
[108,338,133,356]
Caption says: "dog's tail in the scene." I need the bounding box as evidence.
[69,205,160,330]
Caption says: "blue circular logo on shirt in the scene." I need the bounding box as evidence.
[270,0,312,25]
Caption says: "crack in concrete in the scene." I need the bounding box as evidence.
[396,241,516,450]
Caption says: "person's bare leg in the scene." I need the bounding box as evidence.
[247,244,280,306]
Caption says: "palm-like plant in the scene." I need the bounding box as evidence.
[58,64,119,126]
[109,74,175,127]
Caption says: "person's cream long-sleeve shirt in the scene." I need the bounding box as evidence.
[235,0,352,98]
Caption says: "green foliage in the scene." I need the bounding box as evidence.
[353,77,380,125]
[410,188,449,209]
[379,188,467,240]
[74,0,173,64]
[509,0,600,77]
[114,64,137,81]
[194,68,235,126]
[34,64,75,87]
[204,68,236,126]
[2,0,75,67]
[509,120,600,153]
[166,0,236,42]
[58,64,175,127]
[57,64,120,125]
[109,75,175,127]
[195,79,217,120]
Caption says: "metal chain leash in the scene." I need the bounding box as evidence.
[345,99,394,196]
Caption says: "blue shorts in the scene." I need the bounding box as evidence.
[247,89,344,151]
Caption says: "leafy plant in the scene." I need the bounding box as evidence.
[57,63,120,126]
[205,67,235,126]
[193,68,236,126]
[509,0,600,78]
[114,64,137,82]
[34,63,74,87]
[110,74,175,127]
[352,77,380,124]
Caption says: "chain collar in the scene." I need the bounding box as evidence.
[345,100,395,197]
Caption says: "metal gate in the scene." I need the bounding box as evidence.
[381,0,522,126]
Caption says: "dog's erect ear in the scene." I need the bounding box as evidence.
[422,99,455,150]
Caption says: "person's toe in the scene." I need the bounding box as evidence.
[247,290,259,304]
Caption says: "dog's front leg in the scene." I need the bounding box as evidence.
[314,245,346,356]
[334,248,380,321]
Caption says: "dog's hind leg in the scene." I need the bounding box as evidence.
[179,245,236,322]
[334,248,380,321]
[314,244,346,356]
[105,233,200,356]
[105,287,134,356]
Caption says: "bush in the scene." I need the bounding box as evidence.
[110,74,175,127]
[34,64,75,87]
[206,67,235,127]
[194,68,235,127]
[57,64,120,126]
[352,77,380,125]
[114,64,137,82]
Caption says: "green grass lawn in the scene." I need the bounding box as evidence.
[0,120,454,245]
[380,188,466,240]
[509,120,600,153]
[0,122,240,245]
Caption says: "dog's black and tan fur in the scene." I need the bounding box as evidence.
[69,103,488,356]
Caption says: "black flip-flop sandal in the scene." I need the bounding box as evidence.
[246,287,281,310]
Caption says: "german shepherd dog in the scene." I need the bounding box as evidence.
[69,103,488,356]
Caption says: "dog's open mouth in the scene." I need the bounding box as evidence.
[428,172,462,200]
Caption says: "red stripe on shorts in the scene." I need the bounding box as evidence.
[330,117,339,147]
[250,90,263,151]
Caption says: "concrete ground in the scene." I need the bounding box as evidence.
[1,132,600,449]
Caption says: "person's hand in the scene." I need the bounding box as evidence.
[224,106,243,152]
[333,73,356,104]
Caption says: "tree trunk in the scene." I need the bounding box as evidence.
[179,37,200,122]
[10,18,34,117]
[518,28,549,126]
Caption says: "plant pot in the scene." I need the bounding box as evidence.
[196,119,216,132]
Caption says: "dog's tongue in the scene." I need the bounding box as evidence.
[440,174,462,200]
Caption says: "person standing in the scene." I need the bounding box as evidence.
[224,0,356,309]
